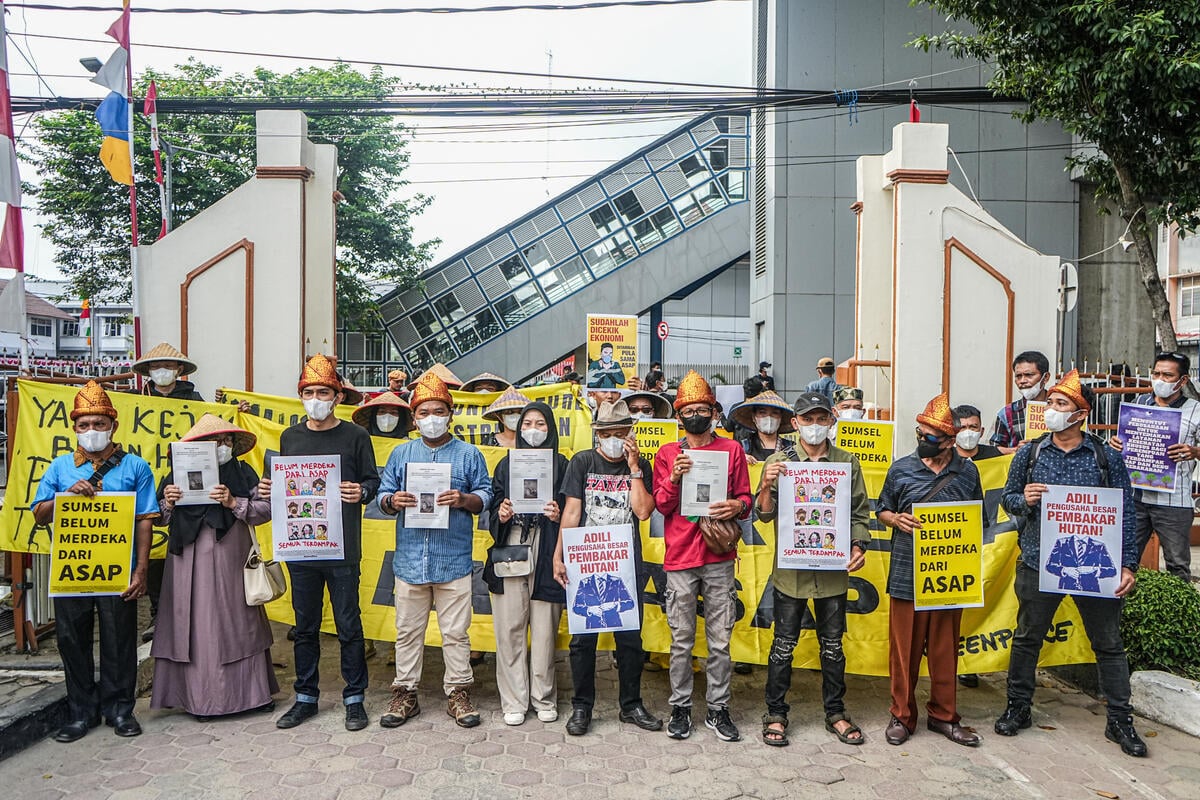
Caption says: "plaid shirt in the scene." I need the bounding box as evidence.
[990,397,1028,448]
[877,451,985,601]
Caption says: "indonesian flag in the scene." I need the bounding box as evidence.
[145,80,167,238]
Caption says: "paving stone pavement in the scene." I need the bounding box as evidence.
[3,622,1197,800]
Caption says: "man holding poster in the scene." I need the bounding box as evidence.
[653,371,752,743]
[378,372,492,730]
[754,392,869,747]
[31,381,159,743]
[260,355,380,733]
[1109,351,1200,581]
[999,370,1146,757]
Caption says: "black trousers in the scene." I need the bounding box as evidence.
[569,626,645,712]
[288,562,368,703]
[764,590,848,718]
[54,595,138,721]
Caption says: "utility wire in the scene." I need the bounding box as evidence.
[8,1,741,15]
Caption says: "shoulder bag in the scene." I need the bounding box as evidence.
[244,532,287,606]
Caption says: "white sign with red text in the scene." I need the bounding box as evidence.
[776,461,851,570]
[271,455,343,560]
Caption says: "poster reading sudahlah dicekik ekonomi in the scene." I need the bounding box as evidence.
[585,314,637,389]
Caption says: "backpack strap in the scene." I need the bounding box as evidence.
[1024,431,1110,488]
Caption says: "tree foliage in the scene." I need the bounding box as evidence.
[25,59,435,328]
[913,1,1200,351]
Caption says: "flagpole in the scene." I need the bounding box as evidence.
[124,3,141,366]
[0,0,28,374]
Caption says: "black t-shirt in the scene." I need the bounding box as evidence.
[562,450,652,529]
[968,444,1004,461]
[279,420,380,565]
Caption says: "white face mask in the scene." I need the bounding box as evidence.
[955,429,982,450]
[598,435,626,460]
[1152,378,1182,399]
[838,408,865,421]
[586,395,598,411]
[521,428,548,447]
[375,412,399,433]
[1043,408,1077,433]
[630,412,652,422]
[502,412,522,431]
[1019,382,1045,402]
[756,415,780,435]
[417,414,450,439]
[77,429,111,453]
[216,444,234,465]
[149,367,177,387]
[799,423,830,446]
[303,398,335,422]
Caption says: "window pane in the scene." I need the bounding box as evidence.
[631,206,682,251]
[672,192,703,226]
[494,284,548,328]
[405,346,432,373]
[61,320,80,337]
[423,331,458,363]
[30,318,52,337]
[364,333,384,362]
[522,240,554,276]
[539,257,593,303]
[449,309,501,352]
[433,293,466,325]
[410,305,441,339]
[705,141,728,172]
[612,190,644,224]
[497,254,530,289]
[678,154,708,187]
[721,169,746,200]
[715,116,730,134]
[589,203,620,235]
[584,231,636,278]
[696,181,728,214]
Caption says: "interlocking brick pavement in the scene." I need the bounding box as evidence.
[2,621,1196,800]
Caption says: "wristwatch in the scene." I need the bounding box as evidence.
[628,470,643,479]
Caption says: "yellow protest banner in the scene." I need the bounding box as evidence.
[585,314,637,389]
[49,492,136,596]
[912,501,984,610]
[835,420,893,496]
[633,419,679,463]
[0,380,235,557]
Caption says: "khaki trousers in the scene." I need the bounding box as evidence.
[490,576,562,715]
[392,573,473,696]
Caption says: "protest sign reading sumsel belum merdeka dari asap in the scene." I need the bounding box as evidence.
[49,492,137,596]
[562,524,640,634]
[270,455,343,560]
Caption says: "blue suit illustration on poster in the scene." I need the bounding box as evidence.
[1045,535,1117,593]
[572,573,635,629]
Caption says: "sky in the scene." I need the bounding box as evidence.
[1,0,751,280]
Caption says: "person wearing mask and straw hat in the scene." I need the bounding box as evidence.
[731,389,794,465]
[152,414,277,722]
[484,386,534,449]
[353,392,413,440]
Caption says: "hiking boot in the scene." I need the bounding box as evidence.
[276,701,318,729]
[705,707,741,742]
[345,702,368,731]
[667,705,692,740]
[994,701,1032,736]
[447,687,481,728]
[1105,715,1148,757]
[380,688,420,728]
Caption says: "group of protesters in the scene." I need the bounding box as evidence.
[33,342,1196,760]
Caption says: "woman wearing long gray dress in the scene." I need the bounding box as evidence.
[150,414,278,720]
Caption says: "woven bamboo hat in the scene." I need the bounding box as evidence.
[408,363,463,390]
[180,413,256,456]
[133,342,198,377]
[482,386,533,422]
[731,389,795,433]
[461,372,512,393]
[352,391,411,428]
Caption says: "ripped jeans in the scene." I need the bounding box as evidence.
[764,590,847,718]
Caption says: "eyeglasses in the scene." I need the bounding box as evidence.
[915,428,947,445]
[628,405,655,414]
[679,408,714,419]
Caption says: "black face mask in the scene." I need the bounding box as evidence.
[681,415,712,435]
[916,437,946,459]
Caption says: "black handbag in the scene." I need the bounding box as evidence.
[492,518,533,578]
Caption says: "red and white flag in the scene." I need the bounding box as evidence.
[145,80,168,238]
[0,0,26,272]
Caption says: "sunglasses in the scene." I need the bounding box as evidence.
[915,428,948,445]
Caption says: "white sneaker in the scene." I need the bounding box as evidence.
[537,708,558,723]
[503,712,526,726]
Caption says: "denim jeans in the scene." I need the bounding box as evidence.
[569,597,645,712]
[288,562,368,704]
[764,590,847,718]
[1007,564,1132,717]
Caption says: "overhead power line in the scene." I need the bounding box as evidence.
[8,0,743,13]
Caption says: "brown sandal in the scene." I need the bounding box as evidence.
[825,712,864,745]
[762,714,789,747]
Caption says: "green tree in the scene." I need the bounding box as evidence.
[26,59,435,328]
[913,2,1200,352]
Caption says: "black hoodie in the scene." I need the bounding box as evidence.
[484,401,568,603]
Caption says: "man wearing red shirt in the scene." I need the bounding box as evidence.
[653,371,752,743]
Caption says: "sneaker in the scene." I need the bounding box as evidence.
[1105,715,1148,757]
[345,702,369,731]
[447,687,481,728]
[380,688,420,728]
[667,705,692,740]
[276,701,318,729]
[503,712,526,726]
[705,707,741,742]
[993,701,1032,736]
[536,708,558,723]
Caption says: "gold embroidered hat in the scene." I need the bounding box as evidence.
[1049,369,1091,412]
[352,391,412,428]
[180,413,257,456]
[71,380,118,420]
[731,389,795,433]
[482,385,533,422]
[673,370,716,411]
[916,392,957,437]
[410,371,453,412]
[297,353,343,395]
[132,342,198,376]
[407,363,463,390]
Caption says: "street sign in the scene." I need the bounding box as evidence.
[657,321,670,340]
[733,347,743,359]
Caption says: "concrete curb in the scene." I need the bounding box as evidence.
[1130,670,1200,738]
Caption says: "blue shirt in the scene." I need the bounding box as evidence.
[805,375,840,402]
[32,446,160,568]
[877,451,985,601]
[378,436,492,585]
[1001,434,1138,572]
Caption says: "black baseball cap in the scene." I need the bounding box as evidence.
[759,361,771,369]
[793,392,832,415]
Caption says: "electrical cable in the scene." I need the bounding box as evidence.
[7,1,743,15]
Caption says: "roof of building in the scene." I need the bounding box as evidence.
[0,279,75,321]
